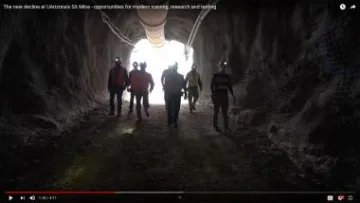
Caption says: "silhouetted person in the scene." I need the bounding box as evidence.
[210,60,236,132]
[127,61,140,115]
[185,64,202,113]
[108,57,129,116]
[161,65,172,109]
[131,62,154,121]
[164,63,187,128]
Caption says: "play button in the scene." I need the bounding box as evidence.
[8,196,13,201]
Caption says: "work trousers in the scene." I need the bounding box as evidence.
[109,85,124,115]
[129,90,135,112]
[188,86,199,110]
[164,91,168,110]
[166,92,182,125]
[135,90,149,120]
[211,91,229,129]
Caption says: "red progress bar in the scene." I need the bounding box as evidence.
[5,191,115,195]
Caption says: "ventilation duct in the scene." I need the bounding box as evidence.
[135,0,169,48]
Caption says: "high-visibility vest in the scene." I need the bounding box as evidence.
[110,66,126,86]
[131,71,152,91]
[186,71,200,87]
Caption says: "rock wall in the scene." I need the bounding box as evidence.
[194,1,359,188]
[0,10,121,143]
[0,6,185,144]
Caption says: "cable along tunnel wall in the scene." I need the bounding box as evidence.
[135,0,169,48]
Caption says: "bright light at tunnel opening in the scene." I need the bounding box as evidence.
[126,39,194,104]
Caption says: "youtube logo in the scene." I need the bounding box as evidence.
[338,195,345,201]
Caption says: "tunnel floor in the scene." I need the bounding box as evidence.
[5,103,327,191]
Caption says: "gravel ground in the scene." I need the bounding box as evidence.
[4,103,327,193]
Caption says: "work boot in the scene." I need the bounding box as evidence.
[109,112,115,116]
[214,125,221,132]
[117,111,121,117]
[173,123,178,129]
[145,109,150,117]
[224,128,231,133]
[128,110,133,115]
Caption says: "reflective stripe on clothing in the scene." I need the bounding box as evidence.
[186,71,200,87]
[212,73,231,93]
[216,84,228,91]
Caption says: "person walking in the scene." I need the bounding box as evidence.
[130,62,154,122]
[210,60,236,132]
[185,64,202,113]
[163,63,187,129]
[108,57,129,116]
[127,61,140,115]
[161,65,172,109]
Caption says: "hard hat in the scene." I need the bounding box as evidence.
[115,57,122,63]
[220,60,227,67]
[133,61,138,66]
[140,62,147,68]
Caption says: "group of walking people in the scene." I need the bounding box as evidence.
[108,57,235,132]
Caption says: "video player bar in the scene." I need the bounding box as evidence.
[4,191,356,202]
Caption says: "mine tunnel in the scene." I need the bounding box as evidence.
[1,0,359,201]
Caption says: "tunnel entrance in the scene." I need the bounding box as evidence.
[127,39,194,104]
